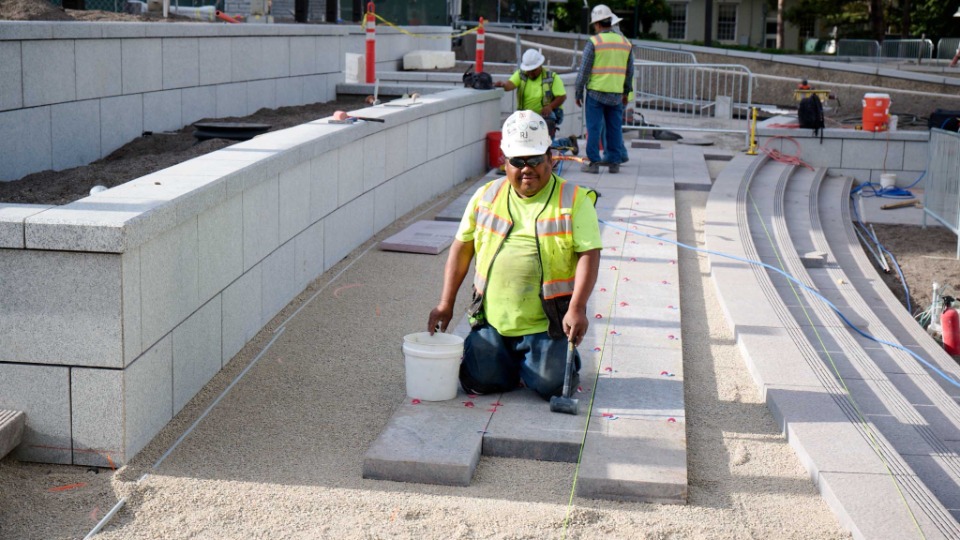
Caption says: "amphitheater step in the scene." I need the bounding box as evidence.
[0,410,25,460]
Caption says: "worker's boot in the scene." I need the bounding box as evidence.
[608,163,620,174]
[581,161,599,174]
[569,135,579,156]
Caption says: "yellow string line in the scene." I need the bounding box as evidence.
[560,224,627,539]
[746,187,926,539]
[362,12,480,39]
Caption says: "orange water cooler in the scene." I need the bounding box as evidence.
[862,93,891,132]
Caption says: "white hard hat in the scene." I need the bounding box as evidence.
[500,110,552,158]
[520,49,545,71]
[590,4,622,25]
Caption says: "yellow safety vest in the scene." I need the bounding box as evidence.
[588,32,631,93]
[472,175,592,302]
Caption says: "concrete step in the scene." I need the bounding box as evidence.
[0,410,25,460]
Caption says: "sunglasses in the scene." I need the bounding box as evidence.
[508,154,548,169]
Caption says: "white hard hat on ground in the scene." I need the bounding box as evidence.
[520,49,546,71]
[590,4,622,25]
[501,110,552,158]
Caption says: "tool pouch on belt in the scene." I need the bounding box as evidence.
[541,295,571,340]
[467,288,486,329]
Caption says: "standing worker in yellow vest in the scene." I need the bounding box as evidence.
[495,49,579,155]
[575,4,634,174]
[427,110,602,399]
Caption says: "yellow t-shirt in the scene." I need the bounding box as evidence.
[456,177,602,336]
[508,70,567,113]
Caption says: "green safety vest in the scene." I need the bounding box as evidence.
[471,175,594,304]
[518,69,557,110]
[588,32,631,94]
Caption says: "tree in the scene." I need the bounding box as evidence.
[554,0,670,38]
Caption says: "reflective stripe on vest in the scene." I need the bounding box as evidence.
[518,70,555,109]
[588,33,631,93]
[471,176,580,301]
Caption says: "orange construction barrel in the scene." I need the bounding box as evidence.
[486,131,504,169]
[862,93,890,132]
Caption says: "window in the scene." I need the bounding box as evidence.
[717,4,738,42]
[668,3,687,40]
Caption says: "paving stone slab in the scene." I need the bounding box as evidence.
[362,399,492,486]
[0,410,25,460]
[482,389,589,462]
[378,220,459,255]
[631,140,661,149]
[576,417,687,503]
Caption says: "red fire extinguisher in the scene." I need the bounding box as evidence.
[942,306,960,355]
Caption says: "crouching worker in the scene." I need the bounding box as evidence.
[427,110,601,399]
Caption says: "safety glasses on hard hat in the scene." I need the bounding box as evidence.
[508,155,548,169]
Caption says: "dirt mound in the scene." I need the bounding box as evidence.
[0,0,74,20]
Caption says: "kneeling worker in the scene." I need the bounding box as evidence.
[427,110,601,399]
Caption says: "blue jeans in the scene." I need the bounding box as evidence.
[460,324,580,400]
[585,95,626,164]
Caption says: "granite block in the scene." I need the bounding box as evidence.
[181,85,217,126]
[279,161,313,244]
[382,125,408,179]
[0,363,71,464]
[143,89,183,134]
[124,336,174,463]
[231,37,266,82]
[242,174,280,270]
[51,100,101,171]
[276,77,303,108]
[161,37,200,90]
[215,82,248,119]
[100,93,143,158]
[324,192,374,269]
[407,117,428,167]
[199,37,232,86]
[373,179,397,234]
[481,389,587,463]
[290,36,318,76]
[0,204,52,249]
[92,236,127,365]
[222,265,263,364]
[303,74,326,104]
[247,79,277,114]
[362,401,487,486]
[262,36,290,79]
[841,139,904,170]
[337,140,364,205]
[121,38,162,94]
[76,39,121,100]
[139,218,200,350]
[444,108,465,154]
[261,240,296,324]
[309,150,339,221]
[363,131,387,192]
[0,106,52,182]
[22,40,75,107]
[426,113,446,160]
[198,194,243,304]
[0,249,123,367]
[316,36,340,73]
[577,417,687,503]
[0,42,22,111]
[294,219,324,292]
[172,297,222,414]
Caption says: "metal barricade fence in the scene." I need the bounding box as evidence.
[633,44,697,64]
[627,63,753,146]
[924,129,960,258]
[837,39,880,62]
[938,38,960,61]
[881,39,934,59]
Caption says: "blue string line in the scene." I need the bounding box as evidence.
[598,218,960,390]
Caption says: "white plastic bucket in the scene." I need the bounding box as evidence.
[880,172,897,189]
[402,332,464,401]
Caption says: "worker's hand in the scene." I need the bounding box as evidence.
[622,94,629,106]
[428,303,454,335]
[562,306,589,347]
[540,105,553,118]
[575,98,582,108]
[494,81,505,88]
